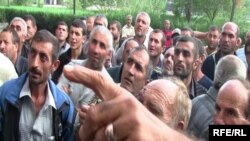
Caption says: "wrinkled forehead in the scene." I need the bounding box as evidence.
[143,80,178,103]
[137,14,149,25]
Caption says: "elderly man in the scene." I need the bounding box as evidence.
[0,30,75,141]
[10,17,29,58]
[94,14,108,27]
[213,78,250,125]
[122,14,135,40]
[162,46,174,76]
[138,77,191,131]
[187,55,246,140]
[58,26,113,106]
[0,27,28,76]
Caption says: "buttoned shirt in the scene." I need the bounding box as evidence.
[19,77,56,141]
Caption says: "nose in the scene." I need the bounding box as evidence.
[127,63,135,76]
[0,42,5,50]
[176,52,184,62]
[31,55,40,68]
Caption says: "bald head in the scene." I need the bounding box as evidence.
[214,78,250,125]
[138,77,191,130]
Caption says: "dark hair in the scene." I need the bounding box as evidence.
[31,29,60,62]
[56,21,68,29]
[2,27,20,44]
[80,16,87,21]
[129,46,153,80]
[150,29,166,46]
[110,20,122,33]
[208,25,220,33]
[71,19,87,36]
[194,37,206,58]
[176,36,199,59]
[23,14,37,27]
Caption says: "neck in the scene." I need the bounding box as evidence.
[59,40,66,48]
[71,47,82,60]
[114,37,120,46]
[86,59,103,71]
[12,53,18,65]
[182,74,193,91]
[29,81,47,99]
[193,67,204,81]
[206,47,217,55]
[151,55,161,67]
[134,35,146,45]
[29,81,48,116]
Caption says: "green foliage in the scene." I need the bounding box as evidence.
[0,6,95,33]
[12,0,33,6]
[0,0,249,41]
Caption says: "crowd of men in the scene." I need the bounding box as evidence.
[0,12,250,141]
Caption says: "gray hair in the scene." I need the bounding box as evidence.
[10,17,27,36]
[136,12,151,27]
[95,14,108,27]
[129,46,153,80]
[89,26,113,51]
[214,55,246,89]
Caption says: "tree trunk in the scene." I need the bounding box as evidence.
[230,0,236,21]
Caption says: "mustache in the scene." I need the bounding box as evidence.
[29,67,41,75]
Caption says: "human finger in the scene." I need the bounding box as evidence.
[63,65,126,101]
[93,126,108,141]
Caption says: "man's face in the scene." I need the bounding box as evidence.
[122,40,139,63]
[245,31,250,41]
[207,30,220,50]
[162,47,174,76]
[219,24,240,55]
[88,30,110,70]
[148,32,164,58]
[120,49,149,95]
[174,41,196,80]
[87,17,95,32]
[28,41,58,85]
[213,80,250,125]
[55,25,68,42]
[109,23,120,41]
[0,31,18,61]
[127,17,132,26]
[69,26,85,50]
[10,20,26,43]
[26,20,37,41]
[94,18,106,27]
[135,15,149,38]
[164,21,170,30]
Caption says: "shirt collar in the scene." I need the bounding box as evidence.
[19,77,57,109]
